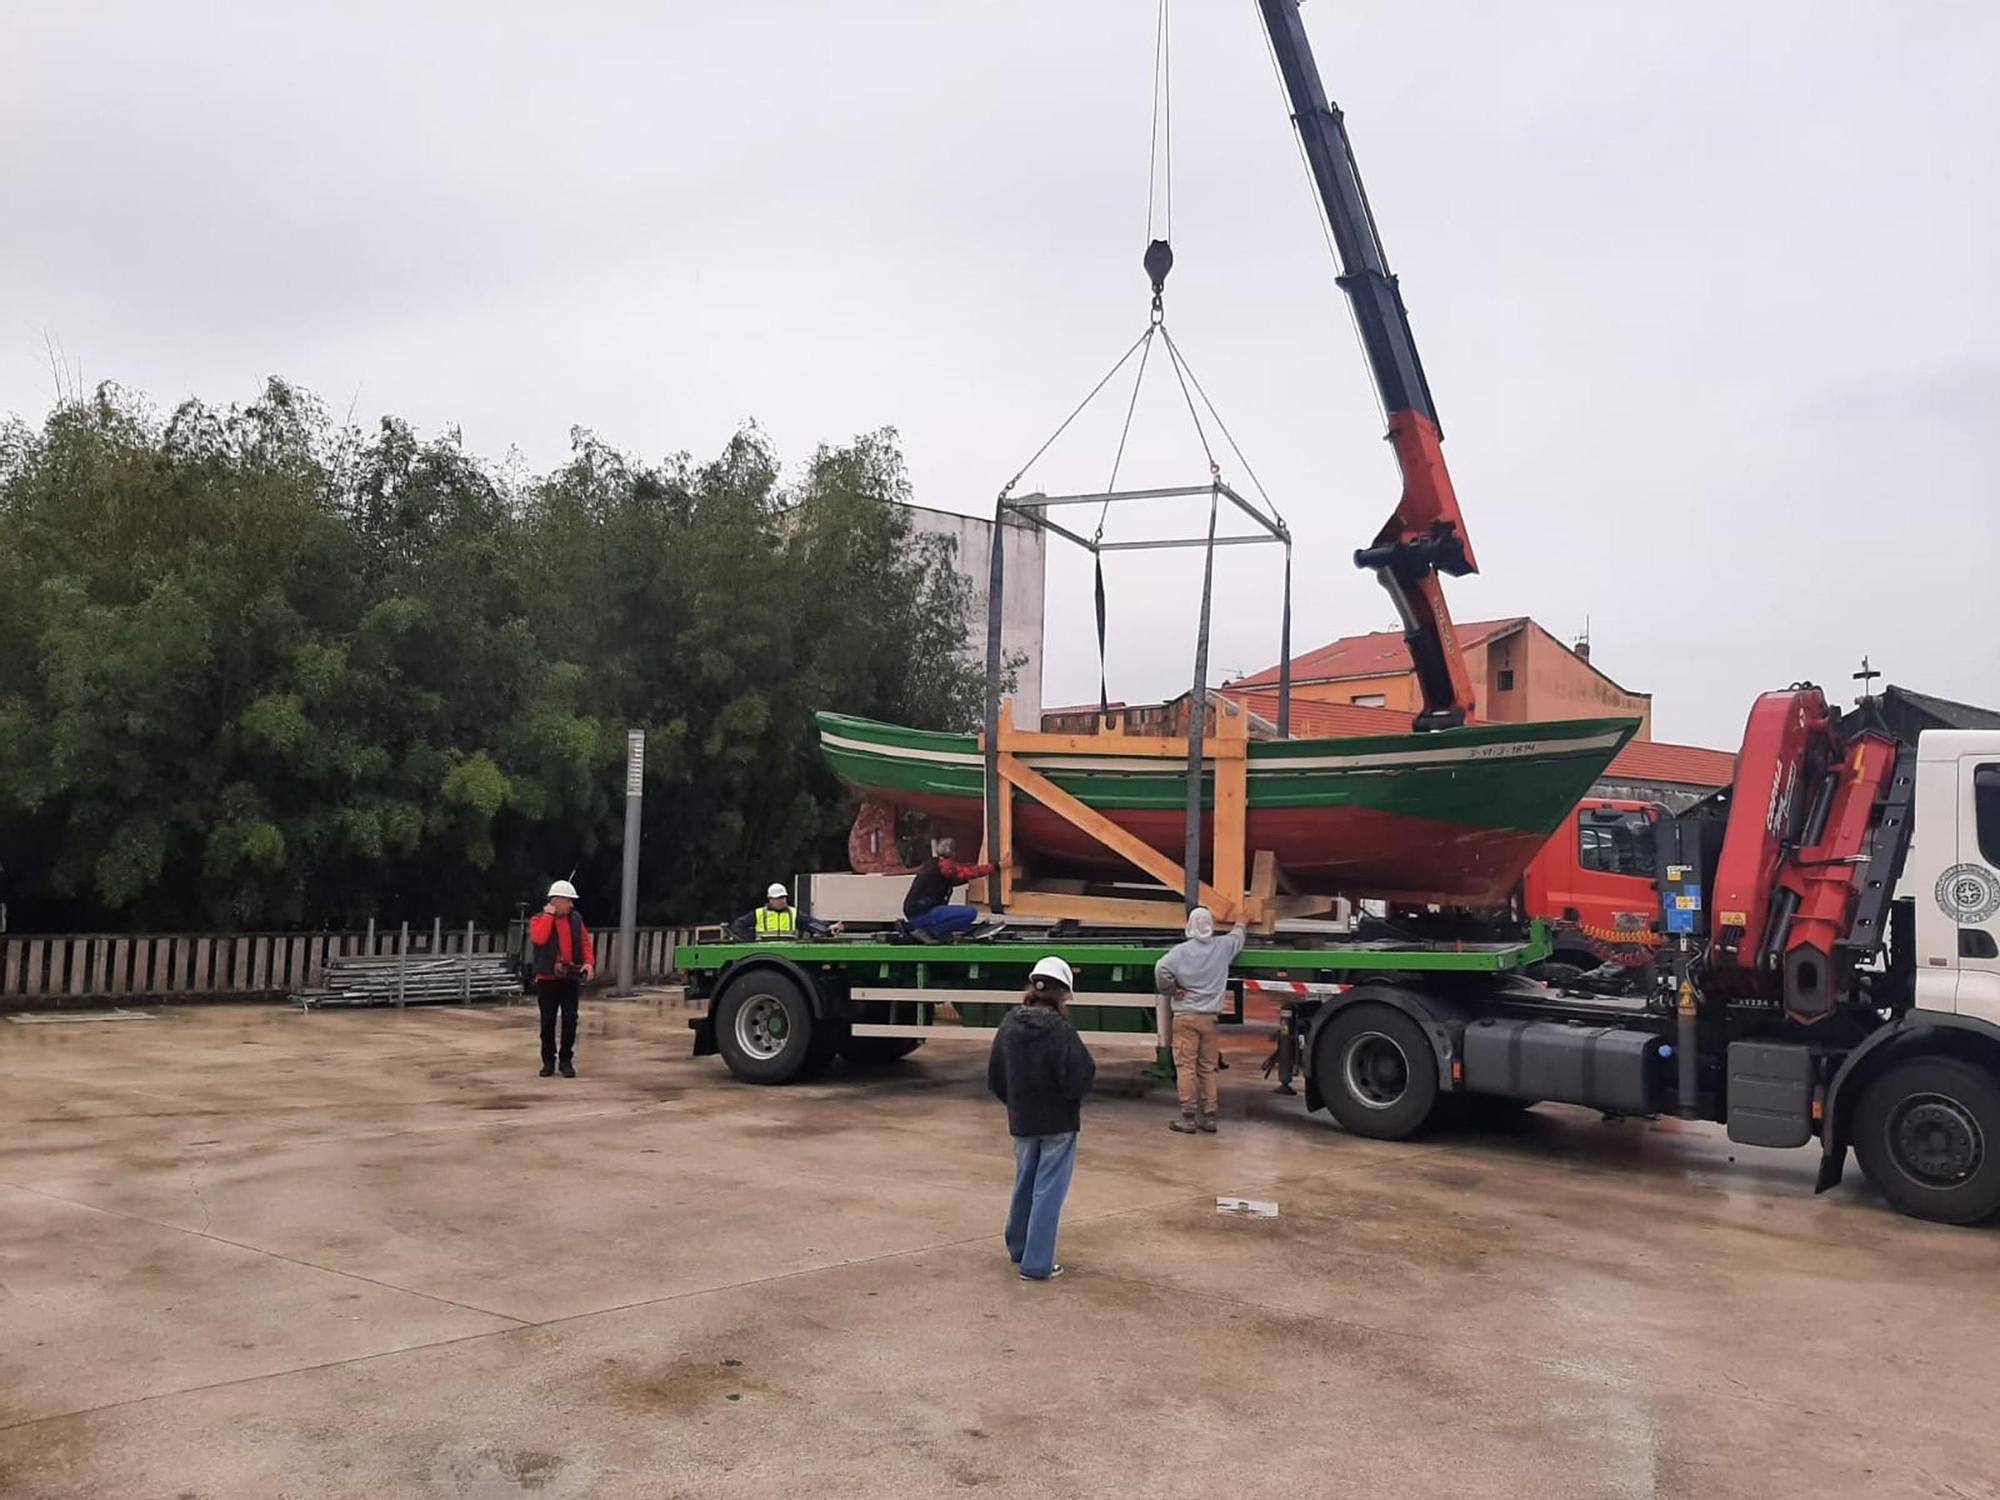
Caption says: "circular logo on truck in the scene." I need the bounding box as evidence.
[1936,864,2000,925]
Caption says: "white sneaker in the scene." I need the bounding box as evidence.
[1019,1264,1065,1282]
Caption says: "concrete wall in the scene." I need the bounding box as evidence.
[903,504,1046,730]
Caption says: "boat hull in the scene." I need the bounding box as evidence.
[817,711,1640,906]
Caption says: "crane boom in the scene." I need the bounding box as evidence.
[1255,0,1478,731]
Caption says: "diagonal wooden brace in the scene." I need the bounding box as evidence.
[994,753,1238,920]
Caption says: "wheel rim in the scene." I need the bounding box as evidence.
[1343,1030,1410,1110]
[734,993,791,1061]
[1886,1091,1985,1189]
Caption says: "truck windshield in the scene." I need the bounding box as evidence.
[1579,813,1657,878]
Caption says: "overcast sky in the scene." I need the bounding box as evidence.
[5,1,1995,747]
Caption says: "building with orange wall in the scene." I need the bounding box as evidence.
[1227,617,1653,741]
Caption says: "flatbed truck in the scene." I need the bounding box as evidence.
[679,688,2000,1226]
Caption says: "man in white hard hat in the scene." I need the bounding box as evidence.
[728,882,841,942]
[529,880,594,1078]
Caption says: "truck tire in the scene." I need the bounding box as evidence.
[837,1036,926,1067]
[714,969,822,1084]
[1851,1057,2000,1225]
[1315,1004,1439,1140]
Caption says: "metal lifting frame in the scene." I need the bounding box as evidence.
[980,476,1294,916]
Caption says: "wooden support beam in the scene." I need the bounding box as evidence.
[1248,849,1281,934]
[1001,889,1204,927]
[1212,703,1248,905]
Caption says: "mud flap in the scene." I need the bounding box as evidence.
[1814,1141,1846,1194]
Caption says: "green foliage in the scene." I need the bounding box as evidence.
[0,381,984,928]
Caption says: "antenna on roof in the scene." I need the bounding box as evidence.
[1574,615,1591,662]
[1853,655,1882,702]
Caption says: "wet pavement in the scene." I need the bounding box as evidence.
[0,997,1994,1498]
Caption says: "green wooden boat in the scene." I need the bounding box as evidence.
[817,710,1640,905]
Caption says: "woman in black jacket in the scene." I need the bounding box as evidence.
[986,956,1096,1281]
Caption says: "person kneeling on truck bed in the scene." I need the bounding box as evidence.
[903,838,996,941]
[987,956,1096,1282]
[1156,906,1245,1134]
[728,883,840,941]
[530,880,595,1079]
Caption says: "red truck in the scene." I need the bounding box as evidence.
[1520,798,1668,983]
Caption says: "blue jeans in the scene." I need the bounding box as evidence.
[910,903,979,936]
[1005,1131,1077,1278]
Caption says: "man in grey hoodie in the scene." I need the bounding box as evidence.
[1155,906,1246,1133]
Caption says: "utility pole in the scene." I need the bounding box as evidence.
[616,729,644,994]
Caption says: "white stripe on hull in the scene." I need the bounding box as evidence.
[820,729,1627,776]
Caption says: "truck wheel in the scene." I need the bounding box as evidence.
[715,969,821,1084]
[1315,1005,1439,1140]
[838,1036,925,1066]
[1852,1057,2000,1225]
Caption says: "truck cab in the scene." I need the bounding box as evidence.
[1518,798,1663,977]
[1905,732,2000,1024]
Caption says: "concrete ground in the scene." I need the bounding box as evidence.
[1,999,1995,1500]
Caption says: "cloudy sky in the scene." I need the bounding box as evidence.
[5,1,1995,747]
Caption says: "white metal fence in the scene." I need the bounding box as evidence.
[0,923,704,1004]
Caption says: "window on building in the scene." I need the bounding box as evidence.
[1579,812,1657,878]
[1496,669,1515,692]
[1351,693,1387,708]
[1977,764,2000,868]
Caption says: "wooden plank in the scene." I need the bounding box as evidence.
[2,939,20,997]
[1002,889,1201,926]
[166,938,188,993]
[997,754,1231,916]
[988,727,1248,760]
[25,939,46,998]
[991,729,1194,758]
[250,936,271,991]
[61,938,86,996]
[229,937,249,992]
[103,939,129,997]
[88,938,111,996]
[1212,706,1248,906]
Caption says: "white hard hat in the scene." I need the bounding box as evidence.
[767,883,788,899]
[547,880,579,901]
[1029,956,1074,991]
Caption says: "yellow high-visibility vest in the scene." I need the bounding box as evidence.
[756,906,796,935]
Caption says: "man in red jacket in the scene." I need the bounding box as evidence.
[529,880,595,1077]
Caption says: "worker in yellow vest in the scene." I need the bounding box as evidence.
[729,883,842,941]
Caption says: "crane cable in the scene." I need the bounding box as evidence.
[1005,0,1294,735]
[1092,0,1177,711]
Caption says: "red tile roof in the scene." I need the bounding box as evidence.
[1230,618,1528,688]
[1224,691,1421,738]
[1225,688,1733,790]
[1603,738,1736,789]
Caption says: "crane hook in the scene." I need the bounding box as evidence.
[1144,238,1174,323]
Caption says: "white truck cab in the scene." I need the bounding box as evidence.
[1906,731,2000,1024]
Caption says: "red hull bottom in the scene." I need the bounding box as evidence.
[881,792,1546,907]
